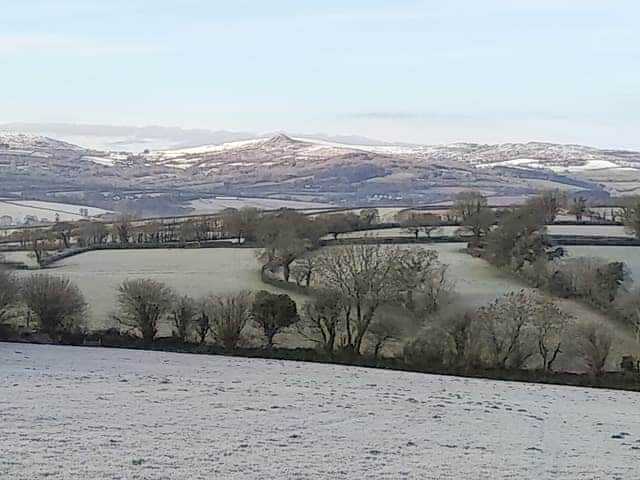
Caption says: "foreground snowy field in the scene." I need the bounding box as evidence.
[1,343,639,479]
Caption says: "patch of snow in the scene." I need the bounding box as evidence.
[1,343,639,479]
[476,158,635,173]
[154,138,267,158]
[82,155,115,167]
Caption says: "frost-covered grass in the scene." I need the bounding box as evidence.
[1,343,639,479]
[14,245,514,330]
[188,196,332,214]
[0,199,108,223]
[16,249,304,331]
[328,225,629,239]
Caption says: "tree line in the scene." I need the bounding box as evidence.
[0,240,628,377]
[453,189,640,357]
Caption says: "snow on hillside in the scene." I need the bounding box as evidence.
[140,135,640,179]
[1,343,639,479]
[144,134,361,170]
[476,158,640,173]
[0,131,83,151]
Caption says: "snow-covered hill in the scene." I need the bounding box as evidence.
[144,134,369,172]
[0,131,83,153]
[2,343,639,479]
[145,134,640,175]
[3,129,640,208]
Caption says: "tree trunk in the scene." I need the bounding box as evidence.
[266,332,275,349]
[546,344,562,372]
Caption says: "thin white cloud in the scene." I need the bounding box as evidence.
[0,32,168,56]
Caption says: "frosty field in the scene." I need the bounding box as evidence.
[0,199,108,223]
[15,244,515,330]
[26,248,301,331]
[12,243,631,333]
[1,343,639,479]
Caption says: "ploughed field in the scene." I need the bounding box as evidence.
[1,343,639,479]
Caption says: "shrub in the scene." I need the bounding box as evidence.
[115,279,175,343]
[21,274,86,336]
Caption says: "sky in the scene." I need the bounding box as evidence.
[2,0,639,148]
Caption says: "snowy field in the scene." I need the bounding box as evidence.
[13,245,514,330]
[1,343,639,479]
[188,196,332,214]
[0,199,109,223]
[327,225,630,240]
[17,249,301,331]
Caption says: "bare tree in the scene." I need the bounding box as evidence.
[396,249,452,318]
[569,196,588,222]
[623,196,640,239]
[575,322,613,376]
[206,292,252,350]
[320,212,362,239]
[434,307,478,368]
[113,215,134,244]
[74,220,108,246]
[0,268,18,323]
[52,221,73,249]
[527,190,566,223]
[315,244,405,354]
[314,244,452,354]
[290,255,317,287]
[257,210,323,281]
[359,208,380,227]
[194,306,211,345]
[452,191,494,243]
[298,290,345,354]
[476,291,537,369]
[221,207,261,243]
[368,316,404,359]
[172,295,197,342]
[530,298,572,372]
[115,279,175,343]
[28,230,49,265]
[549,257,627,308]
[21,274,86,336]
[615,288,640,344]
[398,212,442,239]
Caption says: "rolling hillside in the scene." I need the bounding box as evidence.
[2,130,640,213]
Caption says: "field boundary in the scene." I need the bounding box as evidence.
[2,338,639,392]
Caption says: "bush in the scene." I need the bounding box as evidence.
[206,292,252,350]
[115,279,175,343]
[251,291,298,348]
[403,325,455,369]
[575,322,613,376]
[21,274,86,336]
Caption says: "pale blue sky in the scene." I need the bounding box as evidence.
[2,0,639,148]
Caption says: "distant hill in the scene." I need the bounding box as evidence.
[2,129,640,214]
